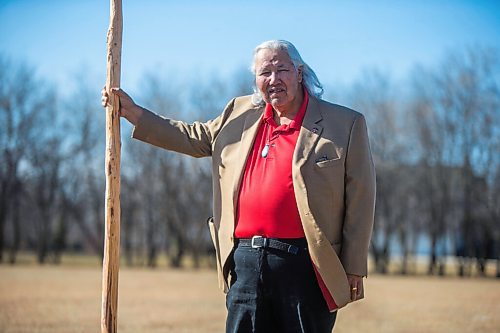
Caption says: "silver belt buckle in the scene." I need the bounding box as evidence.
[251,235,263,248]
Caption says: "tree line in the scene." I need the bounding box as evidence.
[0,46,498,276]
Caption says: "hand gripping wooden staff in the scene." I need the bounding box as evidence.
[101,0,122,332]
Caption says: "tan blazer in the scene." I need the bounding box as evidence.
[132,94,376,309]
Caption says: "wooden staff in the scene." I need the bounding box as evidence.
[101,0,122,332]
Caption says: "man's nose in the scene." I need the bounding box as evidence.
[269,71,280,84]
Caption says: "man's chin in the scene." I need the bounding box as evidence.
[269,98,286,108]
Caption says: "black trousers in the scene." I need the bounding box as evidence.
[226,239,337,333]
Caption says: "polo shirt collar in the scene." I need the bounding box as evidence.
[263,86,309,130]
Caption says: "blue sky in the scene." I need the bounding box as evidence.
[1,0,499,95]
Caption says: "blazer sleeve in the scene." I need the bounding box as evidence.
[340,113,376,277]
[131,98,236,157]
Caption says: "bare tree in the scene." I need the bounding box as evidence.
[348,70,410,274]
[126,140,167,267]
[410,69,458,275]
[410,46,500,276]
[29,137,64,263]
[61,77,106,257]
[0,56,58,263]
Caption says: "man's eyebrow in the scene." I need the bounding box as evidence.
[258,62,290,71]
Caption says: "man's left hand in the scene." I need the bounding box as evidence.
[346,274,363,301]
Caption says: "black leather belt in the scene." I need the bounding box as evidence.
[236,236,307,255]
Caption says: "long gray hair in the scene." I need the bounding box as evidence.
[251,40,324,106]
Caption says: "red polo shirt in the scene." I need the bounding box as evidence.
[235,91,308,238]
[234,90,338,311]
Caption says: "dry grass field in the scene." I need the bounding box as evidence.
[1,263,499,333]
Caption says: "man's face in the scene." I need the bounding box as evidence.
[254,48,302,109]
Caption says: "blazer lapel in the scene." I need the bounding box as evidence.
[231,107,264,211]
[293,96,323,167]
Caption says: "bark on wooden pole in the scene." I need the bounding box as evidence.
[101,0,122,332]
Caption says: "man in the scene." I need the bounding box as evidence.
[102,40,375,333]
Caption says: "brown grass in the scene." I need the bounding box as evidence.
[0,264,499,333]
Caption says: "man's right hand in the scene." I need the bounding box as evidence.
[101,87,143,125]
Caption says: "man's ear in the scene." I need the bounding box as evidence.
[298,66,304,83]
